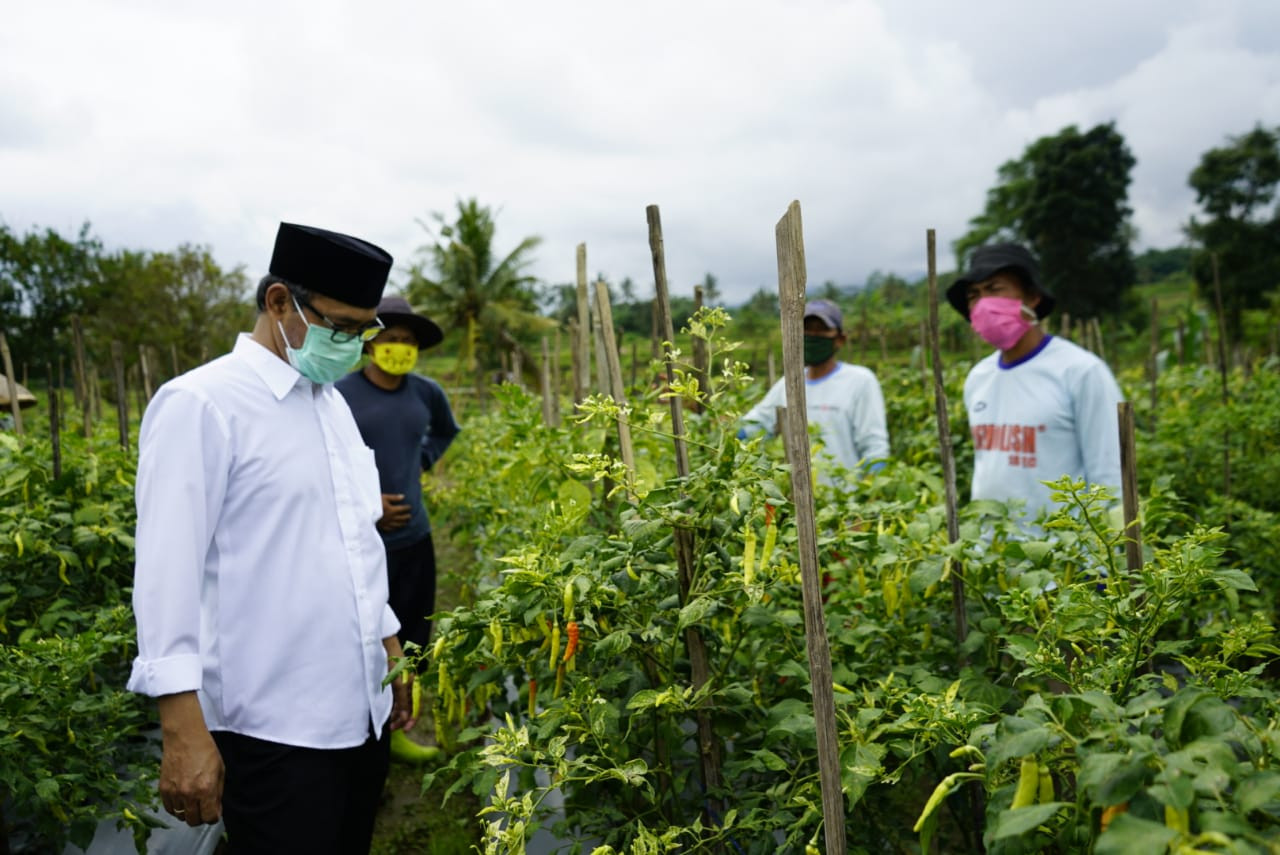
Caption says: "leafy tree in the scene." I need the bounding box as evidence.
[1186,124,1280,337]
[0,222,102,372]
[84,245,251,380]
[404,199,549,375]
[955,122,1137,319]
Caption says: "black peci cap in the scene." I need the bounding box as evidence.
[374,295,444,349]
[946,242,1055,321]
[269,223,393,309]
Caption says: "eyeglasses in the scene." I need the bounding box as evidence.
[291,294,385,343]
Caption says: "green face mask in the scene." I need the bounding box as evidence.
[278,297,364,384]
[803,334,838,366]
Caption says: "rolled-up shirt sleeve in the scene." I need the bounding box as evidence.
[127,385,230,697]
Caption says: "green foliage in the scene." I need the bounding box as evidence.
[418,309,1280,854]
[1187,124,1280,337]
[955,122,1138,320]
[0,606,156,853]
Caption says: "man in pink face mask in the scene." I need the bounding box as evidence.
[946,243,1123,531]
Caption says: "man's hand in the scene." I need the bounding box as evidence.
[377,493,411,532]
[157,692,223,827]
[384,636,418,733]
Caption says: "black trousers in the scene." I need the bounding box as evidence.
[212,727,389,855]
[386,532,437,649]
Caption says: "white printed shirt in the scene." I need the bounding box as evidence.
[127,334,399,749]
[964,335,1123,528]
[740,362,890,481]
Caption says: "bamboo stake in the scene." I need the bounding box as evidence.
[0,332,24,435]
[1118,402,1143,573]
[590,287,609,395]
[1148,299,1159,425]
[691,285,710,410]
[594,281,635,472]
[569,319,583,405]
[554,325,563,400]
[110,341,129,451]
[48,363,61,480]
[1091,318,1107,364]
[71,315,88,412]
[1059,311,1071,340]
[775,201,846,855]
[139,344,154,401]
[1211,255,1232,517]
[170,342,180,378]
[629,339,639,392]
[767,350,777,388]
[645,204,722,824]
[540,336,556,427]
[575,244,590,404]
[926,231,966,641]
[87,364,100,433]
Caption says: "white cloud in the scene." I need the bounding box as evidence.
[1,0,1277,308]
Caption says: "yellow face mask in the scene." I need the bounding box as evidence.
[370,342,419,375]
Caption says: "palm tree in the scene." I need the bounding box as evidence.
[404,199,551,384]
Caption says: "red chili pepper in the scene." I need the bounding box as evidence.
[563,621,580,663]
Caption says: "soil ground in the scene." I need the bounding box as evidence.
[370,519,482,855]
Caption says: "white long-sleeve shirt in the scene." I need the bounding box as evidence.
[964,335,1123,528]
[127,334,399,749]
[739,362,890,481]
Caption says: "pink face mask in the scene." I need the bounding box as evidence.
[970,296,1035,350]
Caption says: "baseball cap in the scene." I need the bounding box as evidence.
[803,299,843,332]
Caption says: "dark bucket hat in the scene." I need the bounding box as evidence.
[374,295,444,349]
[946,243,1056,321]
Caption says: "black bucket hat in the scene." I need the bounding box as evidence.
[374,295,444,349]
[946,243,1055,321]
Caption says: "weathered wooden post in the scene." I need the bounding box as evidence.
[0,332,24,435]
[71,315,88,411]
[1148,299,1159,425]
[110,341,129,451]
[574,245,590,404]
[1118,402,1143,573]
[47,363,61,480]
[569,319,583,406]
[775,201,847,855]
[926,231,966,644]
[1211,255,1232,516]
[139,344,154,401]
[539,336,557,427]
[590,283,609,396]
[691,284,711,410]
[594,281,635,472]
[645,203,723,826]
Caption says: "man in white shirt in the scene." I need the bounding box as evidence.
[946,243,1123,530]
[128,223,415,853]
[739,299,890,482]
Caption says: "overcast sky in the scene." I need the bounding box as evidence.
[2,0,1278,306]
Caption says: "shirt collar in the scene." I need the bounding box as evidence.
[233,333,307,400]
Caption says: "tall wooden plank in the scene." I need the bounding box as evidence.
[594,281,634,471]
[574,244,590,404]
[1118,402,1143,573]
[775,201,846,855]
[644,204,721,823]
[110,341,129,451]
